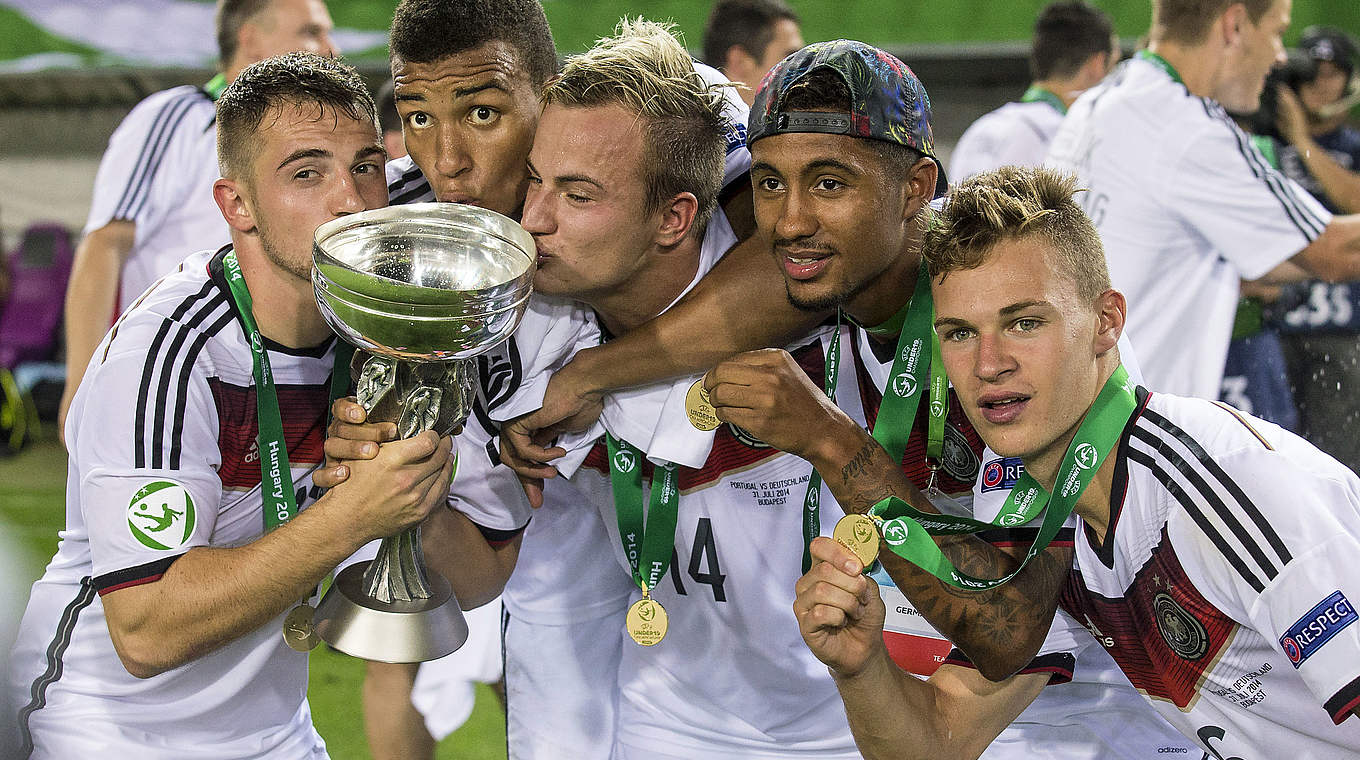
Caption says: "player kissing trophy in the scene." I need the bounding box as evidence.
[307,202,534,662]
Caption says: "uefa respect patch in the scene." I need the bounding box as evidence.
[1279,591,1356,668]
[980,456,1024,493]
[126,480,197,550]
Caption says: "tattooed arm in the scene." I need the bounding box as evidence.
[704,348,1072,679]
[817,427,1073,681]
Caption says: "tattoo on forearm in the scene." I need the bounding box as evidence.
[840,440,879,485]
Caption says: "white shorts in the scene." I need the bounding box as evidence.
[504,606,625,760]
[411,597,505,741]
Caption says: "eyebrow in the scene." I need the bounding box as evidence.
[751,157,861,177]
[394,80,510,103]
[999,299,1053,316]
[354,145,387,162]
[277,148,330,171]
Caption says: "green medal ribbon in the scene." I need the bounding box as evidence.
[799,260,947,572]
[1020,85,1067,115]
[868,365,1137,590]
[1135,50,1185,85]
[607,435,680,595]
[221,251,352,533]
[204,73,228,100]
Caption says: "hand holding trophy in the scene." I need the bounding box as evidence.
[309,203,534,662]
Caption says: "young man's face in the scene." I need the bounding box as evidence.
[1218,0,1291,113]
[392,42,541,218]
[242,104,388,282]
[519,103,664,300]
[932,236,1120,470]
[750,132,923,316]
[244,0,337,63]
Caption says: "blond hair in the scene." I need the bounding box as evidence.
[924,165,1110,304]
[543,19,731,235]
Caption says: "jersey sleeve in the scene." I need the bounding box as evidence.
[74,338,223,596]
[447,405,533,533]
[480,295,599,423]
[1167,114,1334,281]
[1188,444,1360,724]
[85,89,201,238]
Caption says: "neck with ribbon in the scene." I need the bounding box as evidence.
[868,366,1137,590]
[221,250,352,533]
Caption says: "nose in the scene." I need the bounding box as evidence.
[433,123,473,180]
[974,332,1016,383]
[519,181,554,236]
[316,31,338,59]
[331,172,367,216]
[772,188,815,242]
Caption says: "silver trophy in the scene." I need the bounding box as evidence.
[311,202,534,662]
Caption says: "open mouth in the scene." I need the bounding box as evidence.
[779,250,832,280]
[978,393,1031,424]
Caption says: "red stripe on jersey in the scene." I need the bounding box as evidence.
[850,334,986,492]
[210,378,328,489]
[1059,526,1237,709]
[884,630,953,676]
[97,573,165,596]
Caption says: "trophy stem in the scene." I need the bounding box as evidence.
[361,526,433,603]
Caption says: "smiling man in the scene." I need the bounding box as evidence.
[6,53,471,759]
[795,164,1360,759]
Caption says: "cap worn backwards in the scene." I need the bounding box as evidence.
[747,39,947,196]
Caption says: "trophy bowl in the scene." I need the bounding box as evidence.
[310,202,536,663]
[313,202,535,362]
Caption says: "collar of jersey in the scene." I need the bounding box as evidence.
[1135,50,1185,85]
[204,73,228,100]
[1020,86,1067,115]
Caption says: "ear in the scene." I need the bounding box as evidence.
[900,156,938,221]
[724,45,757,85]
[1078,49,1112,88]
[1093,288,1126,356]
[1221,3,1249,48]
[214,177,257,234]
[653,192,700,248]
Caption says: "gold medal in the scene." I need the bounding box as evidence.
[685,379,720,431]
[625,595,669,646]
[283,603,319,652]
[832,513,881,568]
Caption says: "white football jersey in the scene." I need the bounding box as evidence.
[950,99,1065,181]
[1060,389,1360,757]
[1045,55,1332,399]
[10,248,329,758]
[86,86,229,312]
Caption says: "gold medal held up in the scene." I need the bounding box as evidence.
[832,513,881,568]
[625,594,669,647]
[685,379,720,431]
[283,603,320,652]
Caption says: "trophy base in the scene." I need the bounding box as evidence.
[313,561,470,663]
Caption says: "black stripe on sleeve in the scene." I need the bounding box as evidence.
[113,93,197,220]
[1126,448,1267,594]
[386,165,425,196]
[942,647,1075,685]
[135,280,215,468]
[1205,100,1326,239]
[91,554,184,595]
[1325,673,1360,724]
[1142,409,1292,567]
[18,577,97,756]
[150,294,228,469]
[391,181,434,206]
[168,308,235,469]
[476,521,528,547]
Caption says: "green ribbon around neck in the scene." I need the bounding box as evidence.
[607,435,680,595]
[868,366,1137,590]
[221,251,352,533]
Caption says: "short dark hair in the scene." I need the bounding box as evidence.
[389,0,558,89]
[215,0,271,69]
[1031,2,1115,81]
[702,0,800,70]
[778,68,925,177]
[1152,0,1274,46]
[217,52,379,179]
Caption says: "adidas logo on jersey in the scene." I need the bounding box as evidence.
[1083,614,1115,648]
[244,438,259,464]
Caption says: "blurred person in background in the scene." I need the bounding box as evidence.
[375,79,407,159]
[57,0,337,442]
[1267,26,1360,472]
[702,0,804,107]
[951,1,1119,181]
[1046,0,1360,403]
